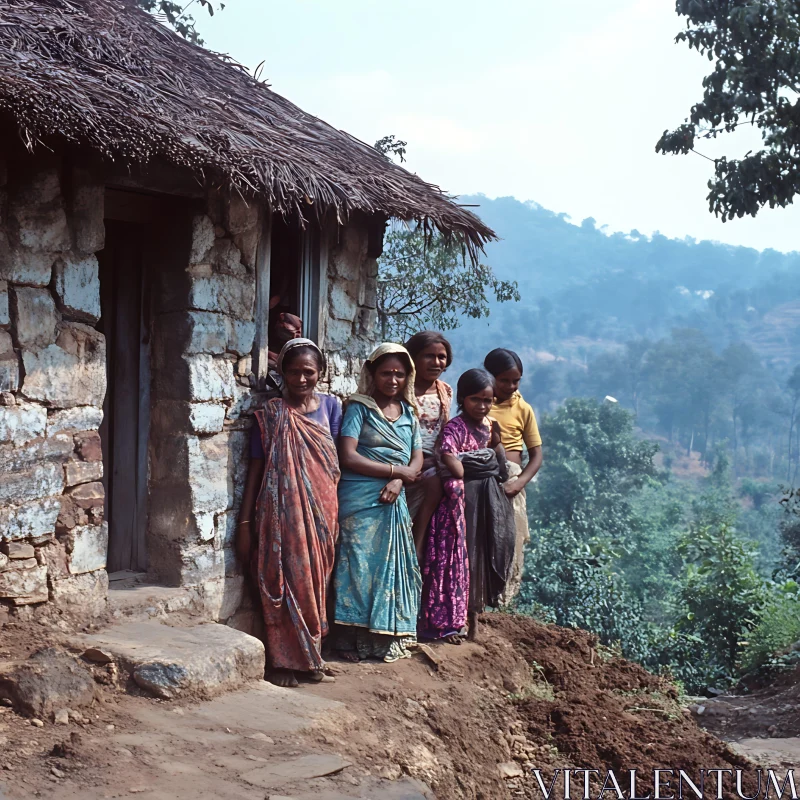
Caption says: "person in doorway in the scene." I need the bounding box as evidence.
[404,331,454,561]
[483,348,543,604]
[332,343,423,663]
[237,338,341,687]
[420,368,513,643]
[267,311,303,371]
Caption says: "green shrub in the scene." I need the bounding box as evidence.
[742,580,800,674]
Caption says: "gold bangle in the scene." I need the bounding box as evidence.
[390,464,395,479]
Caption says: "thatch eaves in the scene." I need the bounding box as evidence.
[0,0,496,252]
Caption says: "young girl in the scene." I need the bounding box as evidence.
[483,348,543,604]
[404,331,454,561]
[418,368,512,643]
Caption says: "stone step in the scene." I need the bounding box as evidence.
[67,620,265,699]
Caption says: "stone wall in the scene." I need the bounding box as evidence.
[146,191,259,623]
[0,145,378,627]
[323,217,380,396]
[0,150,108,623]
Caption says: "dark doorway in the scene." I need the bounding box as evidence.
[268,215,320,343]
[97,220,151,573]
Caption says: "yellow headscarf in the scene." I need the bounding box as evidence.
[348,343,418,417]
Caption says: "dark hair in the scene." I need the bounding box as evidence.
[404,331,453,368]
[366,351,413,375]
[456,368,494,409]
[483,348,523,377]
[281,345,325,373]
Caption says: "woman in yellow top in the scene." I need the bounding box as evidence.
[483,348,543,603]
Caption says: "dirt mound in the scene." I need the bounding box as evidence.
[306,613,757,799]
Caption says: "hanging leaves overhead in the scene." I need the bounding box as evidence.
[656,0,800,222]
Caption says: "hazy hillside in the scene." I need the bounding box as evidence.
[450,194,800,378]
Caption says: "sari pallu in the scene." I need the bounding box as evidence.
[334,398,422,655]
[254,400,340,672]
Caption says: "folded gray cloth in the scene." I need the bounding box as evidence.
[461,448,515,611]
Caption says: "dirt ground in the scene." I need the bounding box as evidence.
[2,612,787,800]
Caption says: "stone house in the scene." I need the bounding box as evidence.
[0,0,493,625]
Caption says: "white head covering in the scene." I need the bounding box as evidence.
[276,338,326,375]
[349,342,418,416]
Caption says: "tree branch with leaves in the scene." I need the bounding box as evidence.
[137,0,225,45]
[373,136,518,339]
[657,1,800,221]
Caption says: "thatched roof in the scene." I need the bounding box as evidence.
[0,0,495,251]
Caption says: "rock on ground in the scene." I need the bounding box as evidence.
[0,647,96,717]
[69,620,265,700]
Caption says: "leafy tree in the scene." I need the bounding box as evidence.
[657,1,800,221]
[377,227,519,339]
[675,522,765,678]
[529,400,659,555]
[373,137,519,339]
[137,0,225,45]
[517,399,660,659]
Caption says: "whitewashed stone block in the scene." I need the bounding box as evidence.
[188,403,226,434]
[195,512,215,542]
[0,497,61,542]
[226,382,255,421]
[50,569,108,616]
[188,274,255,320]
[190,215,215,264]
[187,433,229,516]
[0,402,47,445]
[47,406,103,436]
[325,316,354,350]
[0,462,64,506]
[0,280,8,326]
[64,460,103,487]
[187,354,235,402]
[11,287,59,349]
[227,318,255,356]
[328,281,358,320]
[68,523,108,575]
[211,240,246,277]
[0,329,18,393]
[54,254,101,322]
[199,574,245,621]
[22,324,105,408]
[0,250,55,287]
[0,353,19,393]
[183,311,228,355]
[0,563,48,604]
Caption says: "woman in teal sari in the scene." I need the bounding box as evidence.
[333,343,424,662]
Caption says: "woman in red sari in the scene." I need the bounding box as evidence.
[237,339,341,687]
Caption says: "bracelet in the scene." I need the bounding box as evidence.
[237,521,251,528]
[390,464,395,479]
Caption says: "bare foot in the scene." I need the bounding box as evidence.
[443,634,463,645]
[267,668,299,687]
[301,670,336,683]
[336,649,361,663]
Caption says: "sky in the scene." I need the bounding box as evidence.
[201,0,800,253]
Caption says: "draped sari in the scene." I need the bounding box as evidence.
[254,398,340,672]
[333,397,422,659]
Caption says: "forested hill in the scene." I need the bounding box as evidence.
[454,194,800,376]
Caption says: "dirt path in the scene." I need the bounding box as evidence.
[689,665,800,770]
[0,613,779,800]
